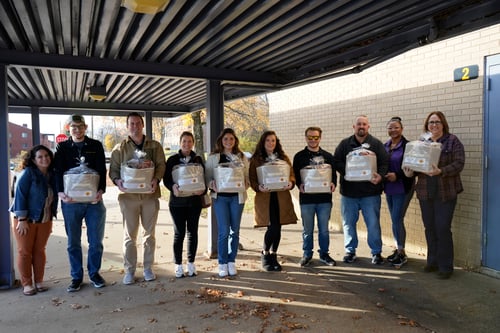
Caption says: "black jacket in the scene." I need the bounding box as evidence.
[334,134,389,198]
[54,136,107,194]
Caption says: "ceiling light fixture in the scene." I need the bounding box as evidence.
[89,86,107,102]
[121,0,170,15]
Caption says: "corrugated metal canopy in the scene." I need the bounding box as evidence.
[1,0,500,116]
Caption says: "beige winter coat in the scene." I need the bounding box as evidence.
[249,156,298,228]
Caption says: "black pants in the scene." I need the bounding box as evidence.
[170,205,201,264]
[419,198,457,272]
[263,192,282,252]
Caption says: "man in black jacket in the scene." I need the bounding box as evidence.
[293,126,337,267]
[334,115,388,265]
[54,114,107,292]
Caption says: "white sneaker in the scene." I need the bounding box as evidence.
[218,264,228,277]
[187,262,197,277]
[143,268,156,281]
[123,272,135,285]
[175,264,184,278]
[228,262,237,276]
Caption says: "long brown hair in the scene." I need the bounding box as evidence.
[251,130,289,163]
[212,128,243,156]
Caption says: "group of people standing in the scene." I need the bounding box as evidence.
[9,110,464,296]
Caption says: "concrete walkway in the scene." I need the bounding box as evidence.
[1,187,500,333]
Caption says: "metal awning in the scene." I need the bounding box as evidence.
[1,0,499,115]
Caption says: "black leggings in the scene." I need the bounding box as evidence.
[263,192,282,252]
[170,205,201,264]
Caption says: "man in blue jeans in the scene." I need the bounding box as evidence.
[54,114,107,292]
[334,115,389,265]
[293,127,337,267]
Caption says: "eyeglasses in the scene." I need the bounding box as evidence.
[387,127,401,130]
[428,121,442,125]
[307,135,320,141]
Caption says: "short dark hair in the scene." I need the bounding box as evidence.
[126,112,144,125]
[305,126,322,137]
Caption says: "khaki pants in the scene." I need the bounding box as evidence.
[12,218,52,287]
[118,193,159,274]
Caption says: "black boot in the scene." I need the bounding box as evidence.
[270,253,282,271]
[261,252,273,271]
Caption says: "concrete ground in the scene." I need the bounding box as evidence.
[1,187,500,333]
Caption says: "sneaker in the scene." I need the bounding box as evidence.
[387,250,398,263]
[90,273,106,288]
[228,262,237,276]
[218,264,228,277]
[391,253,408,268]
[319,253,337,266]
[143,268,156,281]
[299,256,312,267]
[123,272,135,285]
[371,253,384,265]
[175,264,184,278]
[67,279,82,292]
[187,262,197,277]
[343,252,357,263]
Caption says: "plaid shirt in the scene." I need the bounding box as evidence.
[415,133,465,202]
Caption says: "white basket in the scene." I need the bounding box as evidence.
[257,162,290,191]
[63,173,99,202]
[300,165,332,193]
[345,152,376,181]
[402,141,442,173]
[172,164,206,197]
[214,163,245,192]
[121,165,155,193]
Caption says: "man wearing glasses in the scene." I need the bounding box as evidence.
[334,115,389,265]
[293,127,337,267]
[54,114,107,292]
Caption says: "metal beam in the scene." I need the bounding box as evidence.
[205,80,224,259]
[0,49,285,85]
[0,64,14,289]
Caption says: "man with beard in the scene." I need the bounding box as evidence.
[334,115,389,265]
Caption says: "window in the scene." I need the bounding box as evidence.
[21,132,28,138]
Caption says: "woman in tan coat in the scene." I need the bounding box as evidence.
[249,130,297,271]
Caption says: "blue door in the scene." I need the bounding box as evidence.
[483,54,500,270]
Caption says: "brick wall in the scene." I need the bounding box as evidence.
[269,24,500,269]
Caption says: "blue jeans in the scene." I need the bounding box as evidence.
[386,191,413,249]
[213,195,244,264]
[341,195,382,255]
[300,202,332,258]
[61,201,106,281]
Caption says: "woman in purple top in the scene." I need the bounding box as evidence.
[384,117,415,268]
